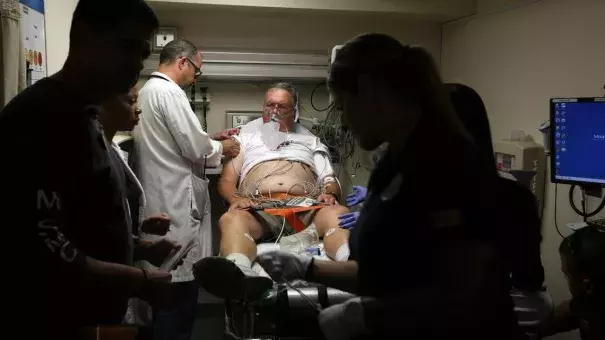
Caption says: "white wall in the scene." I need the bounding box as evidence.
[155,7,442,55]
[44,0,78,75]
[441,1,605,339]
[148,0,477,19]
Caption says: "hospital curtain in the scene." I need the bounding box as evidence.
[0,0,25,109]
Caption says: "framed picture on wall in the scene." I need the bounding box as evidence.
[20,0,47,85]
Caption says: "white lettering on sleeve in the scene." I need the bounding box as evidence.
[38,222,78,263]
[37,190,61,210]
[36,190,78,263]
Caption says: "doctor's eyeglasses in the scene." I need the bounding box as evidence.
[264,103,292,114]
[186,57,202,77]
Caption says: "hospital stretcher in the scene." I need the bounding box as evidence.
[224,282,354,340]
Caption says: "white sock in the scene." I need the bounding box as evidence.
[335,244,350,261]
[226,253,252,268]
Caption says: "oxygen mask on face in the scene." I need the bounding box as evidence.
[264,107,287,123]
[260,109,287,150]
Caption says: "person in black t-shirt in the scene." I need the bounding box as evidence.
[540,226,605,340]
[0,0,175,337]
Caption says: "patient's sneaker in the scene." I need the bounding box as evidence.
[193,257,273,300]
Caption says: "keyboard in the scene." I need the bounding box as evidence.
[588,218,605,228]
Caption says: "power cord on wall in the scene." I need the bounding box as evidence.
[554,184,564,238]
[568,185,605,220]
[554,184,605,239]
[310,80,333,112]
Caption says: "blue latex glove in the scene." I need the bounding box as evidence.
[346,186,368,207]
[338,212,360,230]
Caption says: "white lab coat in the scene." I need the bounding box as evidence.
[133,72,222,282]
[111,141,146,226]
[109,140,153,326]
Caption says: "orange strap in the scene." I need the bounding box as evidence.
[262,193,291,200]
[263,205,324,233]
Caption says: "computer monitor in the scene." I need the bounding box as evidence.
[550,97,605,186]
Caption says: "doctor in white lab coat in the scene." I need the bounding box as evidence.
[133,38,240,340]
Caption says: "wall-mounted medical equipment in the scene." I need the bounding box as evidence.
[493,135,546,215]
[226,110,263,129]
[549,97,605,222]
[142,50,328,82]
[199,87,209,131]
[151,27,177,53]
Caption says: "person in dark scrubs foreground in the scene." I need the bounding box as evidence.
[0,1,175,338]
[257,33,523,339]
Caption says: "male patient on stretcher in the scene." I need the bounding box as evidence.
[195,83,351,299]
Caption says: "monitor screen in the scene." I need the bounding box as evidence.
[550,97,605,186]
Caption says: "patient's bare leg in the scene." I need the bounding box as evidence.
[313,205,351,261]
[195,209,272,300]
[219,210,263,267]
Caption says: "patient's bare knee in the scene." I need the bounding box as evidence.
[314,204,349,236]
[219,210,263,240]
